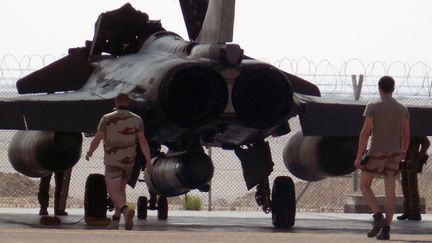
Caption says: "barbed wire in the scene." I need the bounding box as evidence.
[1,54,432,97]
[272,57,432,98]
[0,54,63,88]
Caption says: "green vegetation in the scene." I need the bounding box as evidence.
[182,195,202,211]
[126,202,136,210]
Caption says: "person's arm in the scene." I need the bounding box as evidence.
[354,117,373,169]
[400,118,410,161]
[138,131,152,174]
[86,131,104,161]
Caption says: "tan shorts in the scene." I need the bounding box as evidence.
[361,152,401,177]
[105,164,134,180]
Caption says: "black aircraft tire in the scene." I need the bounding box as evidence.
[137,196,148,219]
[84,174,108,218]
[157,196,168,220]
[271,176,296,229]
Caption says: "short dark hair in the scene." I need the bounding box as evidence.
[115,93,130,106]
[378,76,395,93]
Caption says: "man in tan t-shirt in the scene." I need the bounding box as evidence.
[86,93,152,230]
[354,76,410,240]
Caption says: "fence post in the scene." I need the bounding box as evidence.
[351,74,363,192]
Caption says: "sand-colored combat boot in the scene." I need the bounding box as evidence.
[107,215,120,230]
[122,207,135,230]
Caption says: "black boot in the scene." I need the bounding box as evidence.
[39,208,48,216]
[54,210,68,216]
[396,213,409,220]
[409,214,422,221]
[367,212,385,238]
[376,225,390,240]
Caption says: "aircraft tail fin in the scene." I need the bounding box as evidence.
[179,0,209,41]
[197,0,235,43]
[180,0,235,43]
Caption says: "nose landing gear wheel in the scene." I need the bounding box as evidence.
[137,196,148,219]
[271,176,295,229]
[136,195,168,220]
[157,196,168,220]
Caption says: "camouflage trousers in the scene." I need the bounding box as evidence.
[38,168,72,212]
[400,160,421,216]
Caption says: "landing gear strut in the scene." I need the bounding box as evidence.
[234,141,296,228]
[255,176,296,229]
[255,178,271,213]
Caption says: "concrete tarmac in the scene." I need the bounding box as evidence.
[0,208,432,243]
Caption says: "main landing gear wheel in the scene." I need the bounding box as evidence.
[271,176,296,229]
[137,196,148,219]
[84,174,111,226]
[157,196,168,220]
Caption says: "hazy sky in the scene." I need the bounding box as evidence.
[1,0,432,66]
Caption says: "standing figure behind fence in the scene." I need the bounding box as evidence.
[85,93,152,230]
[397,136,430,221]
[354,76,410,241]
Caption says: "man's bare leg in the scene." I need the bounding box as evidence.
[383,174,397,225]
[119,176,134,230]
[375,173,397,240]
[360,172,380,213]
[120,177,127,205]
[360,172,386,238]
[105,176,126,217]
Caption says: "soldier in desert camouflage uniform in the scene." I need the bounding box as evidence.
[38,168,72,216]
[397,136,430,221]
[86,93,152,230]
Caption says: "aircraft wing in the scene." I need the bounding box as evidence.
[296,93,432,137]
[0,91,115,133]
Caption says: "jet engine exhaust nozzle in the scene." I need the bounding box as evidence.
[159,66,228,128]
[232,66,293,129]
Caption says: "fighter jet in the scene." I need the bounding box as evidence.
[2,0,432,229]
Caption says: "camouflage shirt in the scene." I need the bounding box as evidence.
[97,109,144,166]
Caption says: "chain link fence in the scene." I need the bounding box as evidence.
[1,55,431,213]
